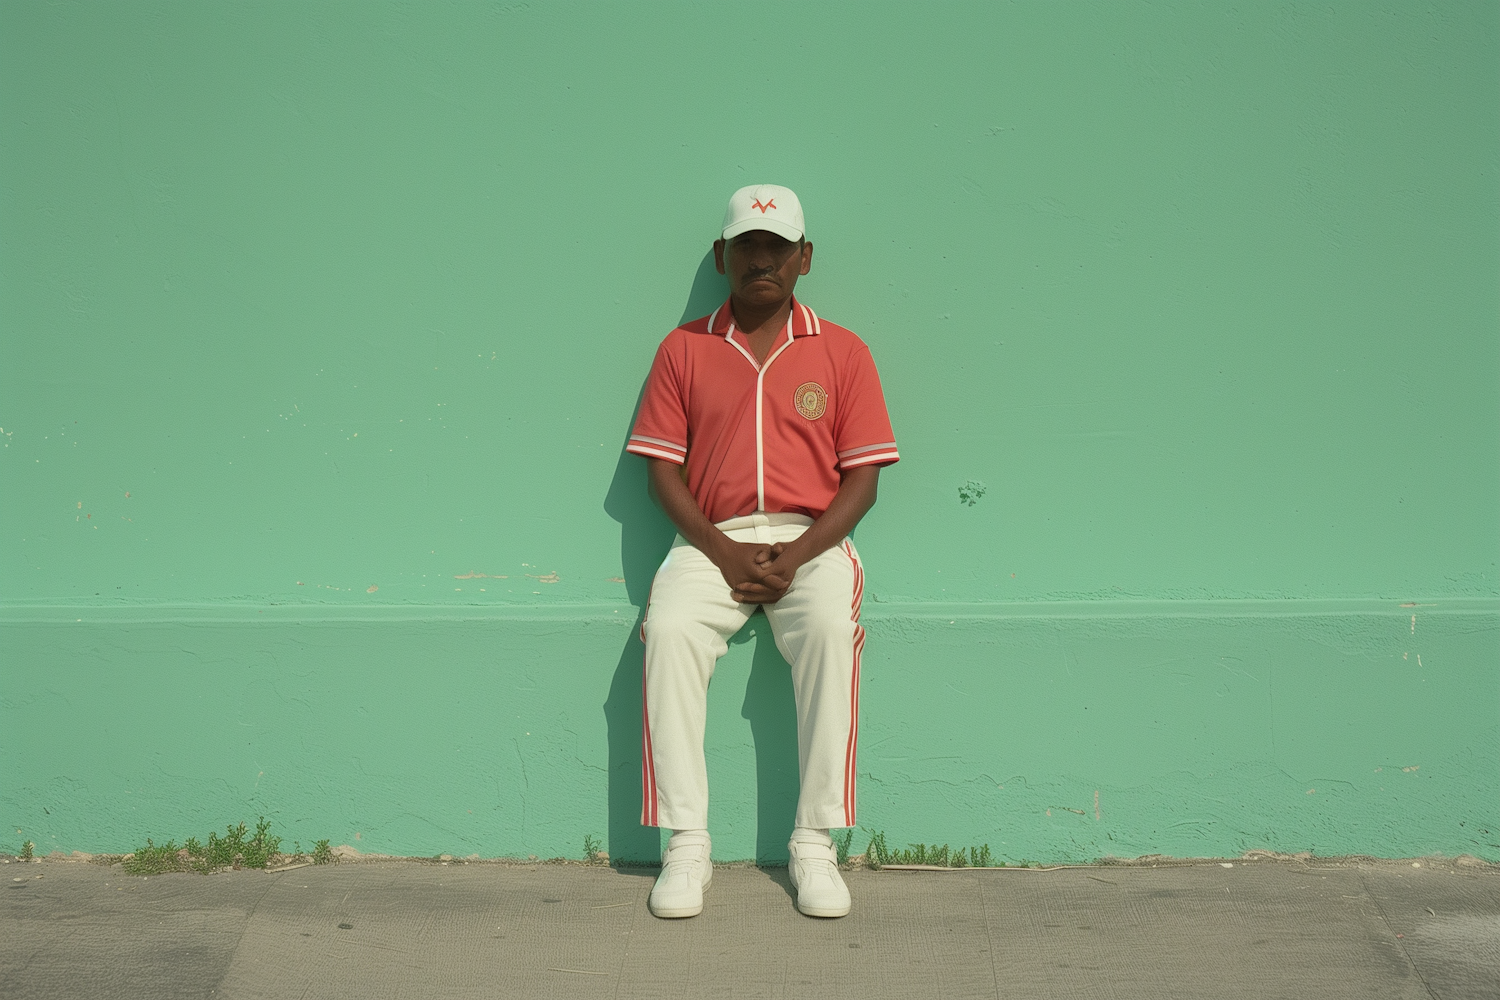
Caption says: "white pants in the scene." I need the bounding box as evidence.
[640,512,866,831]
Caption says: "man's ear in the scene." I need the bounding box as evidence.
[799,240,814,276]
[713,239,727,275]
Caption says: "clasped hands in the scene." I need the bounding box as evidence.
[713,539,802,604]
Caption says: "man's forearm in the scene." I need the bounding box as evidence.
[646,458,729,558]
[776,465,879,571]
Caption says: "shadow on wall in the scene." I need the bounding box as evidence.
[739,617,801,862]
[600,251,802,863]
[677,249,727,326]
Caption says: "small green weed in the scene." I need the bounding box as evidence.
[122,839,189,874]
[865,829,889,869]
[312,839,333,865]
[123,817,286,875]
[583,834,606,865]
[832,828,854,866]
[19,840,34,862]
[863,829,995,869]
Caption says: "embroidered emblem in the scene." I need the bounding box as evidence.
[751,198,777,214]
[793,382,827,420]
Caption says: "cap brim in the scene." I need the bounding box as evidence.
[722,218,804,242]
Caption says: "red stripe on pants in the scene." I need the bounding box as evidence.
[842,542,865,827]
[640,662,658,827]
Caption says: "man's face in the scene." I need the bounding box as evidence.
[714,229,814,307]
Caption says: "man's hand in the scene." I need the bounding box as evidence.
[754,542,806,591]
[733,541,815,603]
[712,539,792,604]
[732,465,881,601]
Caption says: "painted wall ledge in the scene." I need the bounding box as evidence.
[1,597,1496,624]
[5,595,1496,862]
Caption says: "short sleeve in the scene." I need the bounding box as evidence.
[626,337,689,464]
[833,345,899,470]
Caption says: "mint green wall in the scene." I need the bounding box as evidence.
[4,2,1497,862]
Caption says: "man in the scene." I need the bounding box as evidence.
[626,184,899,918]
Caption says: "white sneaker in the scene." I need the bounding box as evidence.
[787,832,851,918]
[648,832,712,918]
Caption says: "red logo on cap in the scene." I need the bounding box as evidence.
[750,198,777,214]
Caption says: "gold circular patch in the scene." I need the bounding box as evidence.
[793,381,827,420]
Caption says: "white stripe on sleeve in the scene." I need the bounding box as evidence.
[836,441,898,459]
[630,434,687,453]
[839,449,900,469]
[626,443,688,464]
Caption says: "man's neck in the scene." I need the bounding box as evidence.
[729,293,794,341]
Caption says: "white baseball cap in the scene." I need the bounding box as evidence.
[722,184,805,242]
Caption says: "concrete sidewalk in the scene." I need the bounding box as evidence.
[2,854,1497,1000]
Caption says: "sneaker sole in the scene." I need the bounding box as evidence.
[796,900,851,918]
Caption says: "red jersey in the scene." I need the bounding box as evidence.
[627,296,899,524]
